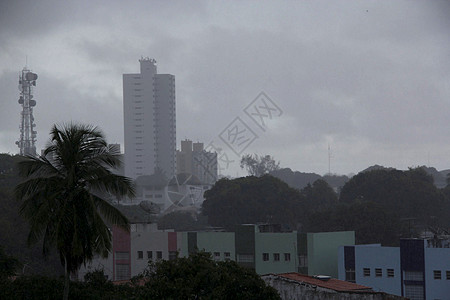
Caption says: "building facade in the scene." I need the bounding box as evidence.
[338,238,450,300]
[176,139,217,185]
[79,224,355,281]
[123,58,176,180]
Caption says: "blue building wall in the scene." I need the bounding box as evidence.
[424,247,450,300]
[339,239,450,300]
[355,245,401,296]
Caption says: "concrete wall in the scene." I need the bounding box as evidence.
[424,247,450,299]
[255,232,298,275]
[354,245,401,296]
[196,232,235,261]
[307,231,355,278]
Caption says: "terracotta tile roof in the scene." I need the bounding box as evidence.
[275,272,373,292]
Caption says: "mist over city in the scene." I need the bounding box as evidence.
[1,1,450,299]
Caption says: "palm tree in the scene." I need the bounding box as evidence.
[15,123,134,300]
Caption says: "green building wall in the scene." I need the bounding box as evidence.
[306,231,355,278]
[254,231,298,275]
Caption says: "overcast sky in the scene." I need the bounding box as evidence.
[1,0,449,176]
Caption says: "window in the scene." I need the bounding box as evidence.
[224,252,231,260]
[214,252,220,260]
[237,254,254,263]
[447,271,450,280]
[169,251,177,261]
[273,253,280,261]
[147,251,152,260]
[434,270,441,280]
[387,269,395,277]
[363,268,371,277]
[156,251,162,260]
[137,251,143,259]
[375,268,382,277]
[299,255,308,267]
[345,269,355,283]
[404,271,423,281]
[115,263,130,280]
[284,253,291,262]
[262,253,269,261]
[404,285,424,300]
[115,251,129,260]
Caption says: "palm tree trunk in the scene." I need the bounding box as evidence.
[63,256,70,300]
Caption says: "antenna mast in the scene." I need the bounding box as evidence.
[15,67,38,156]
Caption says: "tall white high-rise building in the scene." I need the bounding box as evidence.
[123,58,176,179]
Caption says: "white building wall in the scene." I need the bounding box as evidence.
[123,58,175,180]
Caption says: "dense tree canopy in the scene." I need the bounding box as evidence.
[202,175,304,230]
[140,251,281,299]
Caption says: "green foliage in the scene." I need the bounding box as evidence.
[240,154,280,177]
[202,175,304,230]
[0,246,21,278]
[306,201,404,246]
[14,123,135,299]
[139,251,280,300]
[0,154,63,276]
[0,274,142,300]
[301,179,338,212]
[339,168,447,225]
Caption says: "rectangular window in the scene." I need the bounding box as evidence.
[273,253,280,262]
[115,251,129,260]
[345,269,355,283]
[299,255,308,267]
[434,270,441,280]
[363,268,371,277]
[404,285,424,300]
[387,269,395,277]
[169,251,177,261]
[262,253,269,261]
[224,252,231,260]
[404,271,424,281]
[115,263,130,281]
[137,251,143,259]
[156,251,162,259]
[213,252,220,260]
[147,251,152,260]
[237,254,254,263]
[446,270,450,280]
[284,253,291,261]
[375,268,382,277]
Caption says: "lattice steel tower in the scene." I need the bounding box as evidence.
[15,67,38,156]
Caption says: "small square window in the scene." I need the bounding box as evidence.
[157,251,163,259]
[387,269,394,277]
[147,251,152,260]
[284,253,291,261]
[262,253,269,261]
[375,268,382,277]
[224,252,231,260]
[273,253,280,261]
[137,251,143,259]
[446,271,450,280]
[363,268,371,277]
[434,270,441,280]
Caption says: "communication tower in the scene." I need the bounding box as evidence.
[15,67,38,156]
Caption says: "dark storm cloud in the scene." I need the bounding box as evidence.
[1,0,449,175]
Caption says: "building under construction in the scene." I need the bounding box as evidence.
[15,67,38,156]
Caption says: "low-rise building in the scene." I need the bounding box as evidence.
[262,272,406,300]
[79,224,355,282]
[338,238,450,300]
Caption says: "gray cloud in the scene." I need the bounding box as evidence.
[1,0,449,175]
